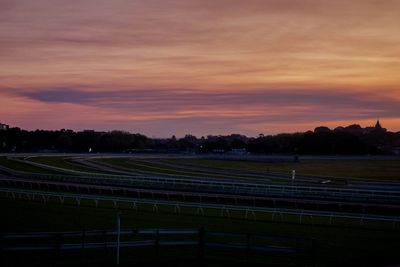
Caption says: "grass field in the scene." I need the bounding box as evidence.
[5,155,399,182]
[26,156,111,174]
[0,156,57,174]
[95,157,268,180]
[172,158,400,181]
[1,154,400,266]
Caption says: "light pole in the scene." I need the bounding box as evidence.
[291,170,296,197]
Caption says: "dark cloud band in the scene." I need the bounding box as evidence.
[15,87,400,122]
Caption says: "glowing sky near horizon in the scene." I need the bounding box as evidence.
[1,0,400,136]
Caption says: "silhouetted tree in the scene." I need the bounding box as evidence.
[0,122,399,155]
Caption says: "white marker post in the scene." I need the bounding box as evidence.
[116,211,121,266]
[291,170,296,196]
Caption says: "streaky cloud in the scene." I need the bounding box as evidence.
[13,87,400,121]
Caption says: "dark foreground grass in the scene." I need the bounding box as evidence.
[1,198,400,267]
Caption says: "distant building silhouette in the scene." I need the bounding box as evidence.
[0,123,9,131]
[336,121,388,135]
[362,120,387,134]
[374,120,387,132]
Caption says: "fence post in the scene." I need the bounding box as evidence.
[198,227,205,261]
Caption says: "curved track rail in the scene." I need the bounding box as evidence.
[1,187,399,224]
[2,176,399,216]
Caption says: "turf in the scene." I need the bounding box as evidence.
[2,155,400,266]
[18,155,400,182]
[26,156,105,174]
[96,158,281,182]
[0,156,57,174]
[173,158,400,181]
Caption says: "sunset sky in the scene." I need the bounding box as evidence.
[1,0,400,137]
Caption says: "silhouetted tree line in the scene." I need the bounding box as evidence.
[0,123,399,155]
